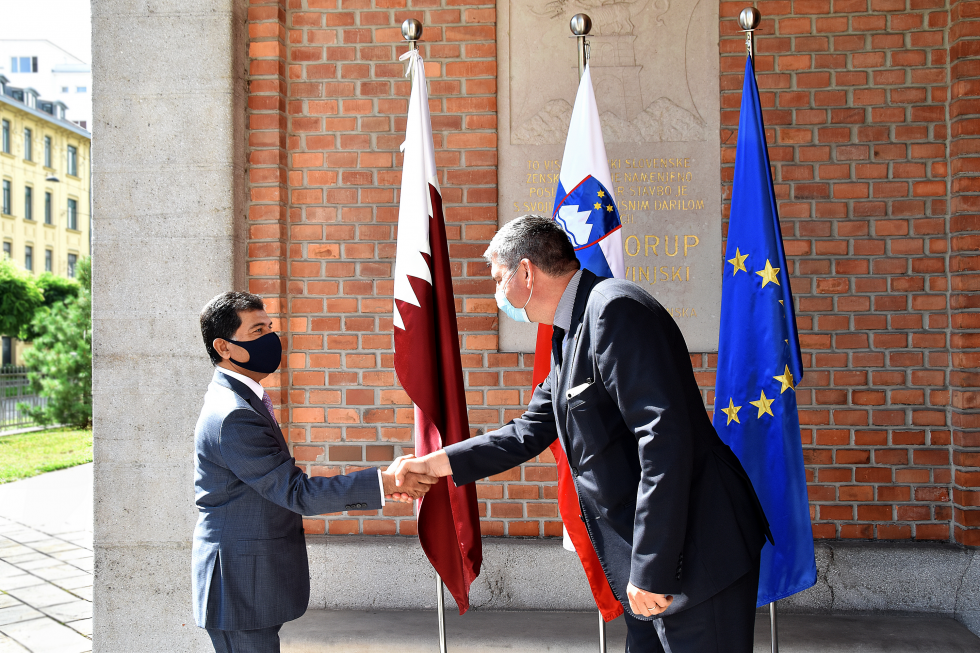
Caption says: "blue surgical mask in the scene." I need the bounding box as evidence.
[495,268,533,323]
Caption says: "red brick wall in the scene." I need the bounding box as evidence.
[246,0,979,546]
[949,0,980,546]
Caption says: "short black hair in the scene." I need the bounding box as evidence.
[484,214,580,276]
[200,291,266,365]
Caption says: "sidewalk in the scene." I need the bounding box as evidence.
[0,464,93,653]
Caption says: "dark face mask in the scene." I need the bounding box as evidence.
[228,332,282,374]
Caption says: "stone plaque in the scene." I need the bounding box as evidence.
[497,0,721,353]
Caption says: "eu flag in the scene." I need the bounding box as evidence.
[712,56,817,606]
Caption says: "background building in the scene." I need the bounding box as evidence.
[0,40,92,130]
[0,74,91,366]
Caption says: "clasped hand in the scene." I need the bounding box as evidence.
[381,455,438,503]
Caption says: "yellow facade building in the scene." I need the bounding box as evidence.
[0,75,90,366]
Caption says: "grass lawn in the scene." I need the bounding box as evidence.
[0,427,93,484]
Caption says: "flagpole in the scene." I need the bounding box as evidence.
[436,572,448,653]
[569,17,607,651]
[737,10,772,652]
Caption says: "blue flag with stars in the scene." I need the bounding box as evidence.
[712,56,816,607]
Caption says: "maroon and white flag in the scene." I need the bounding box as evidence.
[393,49,482,613]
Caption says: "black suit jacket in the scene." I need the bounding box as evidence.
[446,270,772,618]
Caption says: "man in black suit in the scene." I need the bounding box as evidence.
[395,215,773,652]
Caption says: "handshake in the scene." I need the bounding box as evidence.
[380,454,440,504]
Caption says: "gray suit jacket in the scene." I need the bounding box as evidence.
[446,270,772,619]
[192,370,381,630]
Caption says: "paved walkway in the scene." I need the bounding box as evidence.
[0,464,93,653]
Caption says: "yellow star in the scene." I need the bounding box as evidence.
[773,365,795,394]
[594,202,601,210]
[606,204,614,212]
[597,190,605,198]
[727,248,748,276]
[721,398,742,425]
[749,389,775,418]
[755,259,781,288]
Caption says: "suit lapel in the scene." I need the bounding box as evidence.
[215,370,290,453]
[553,270,604,452]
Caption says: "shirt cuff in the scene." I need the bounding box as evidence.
[377,468,386,502]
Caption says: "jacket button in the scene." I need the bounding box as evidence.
[571,467,579,478]
[567,393,572,399]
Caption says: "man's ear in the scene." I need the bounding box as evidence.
[213,338,231,361]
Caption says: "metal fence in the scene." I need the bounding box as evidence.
[1,366,46,432]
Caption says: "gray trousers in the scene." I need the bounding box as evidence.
[206,624,282,653]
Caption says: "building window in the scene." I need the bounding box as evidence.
[24,187,32,221]
[44,191,52,224]
[44,136,51,168]
[2,336,10,368]
[61,86,69,93]
[11,57,38,73]
[76,87,87,93]
[1,120,8,154]
[67,145,77,176]
[67,198,78,230]
[45,248,52,272]
[2,180,10,215]
[2,242,10,259]
[23,128,32,161]
[24,245,32,272]
[67,253,77,278]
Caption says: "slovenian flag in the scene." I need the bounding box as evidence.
[531,63,625,622]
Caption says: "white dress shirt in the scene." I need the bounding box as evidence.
[217,367,386,501]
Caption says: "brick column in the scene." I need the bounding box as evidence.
[247,0,293,436]
[949,0,980,546]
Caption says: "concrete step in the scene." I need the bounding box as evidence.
[281,610,980,653]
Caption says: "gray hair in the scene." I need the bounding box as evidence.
[484,214,580,276]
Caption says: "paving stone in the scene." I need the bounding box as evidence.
[0,597,19,611]
[31,565,87,582]
[0,605,44,627]
[51,576,92,592]
[30,541,77,555]
[41,600,91,624]
[1,616,92,653]
[0,530,47,545]
[0,564,23,580]
[2,554,44,566]
[0,577,41,592]
[50,549,91,563]
[67,557,93,573]
[66,617,92,637]
[16,558,62,572]
[6,583,79,609]
[71,587,92,602]
[0,632,29,652]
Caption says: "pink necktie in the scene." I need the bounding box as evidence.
[261,392,276,422]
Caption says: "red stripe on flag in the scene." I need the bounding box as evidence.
[531,323,623,622]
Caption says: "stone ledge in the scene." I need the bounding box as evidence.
[304,537,980,636]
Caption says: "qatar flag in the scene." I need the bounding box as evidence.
[393,49,482,614]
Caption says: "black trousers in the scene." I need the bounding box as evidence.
[624,559,760,653]
[206,624,282,653]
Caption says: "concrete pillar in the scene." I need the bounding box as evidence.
[91,0,248,650]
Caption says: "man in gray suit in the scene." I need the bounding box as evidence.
[394,216,772,653]
[193,291,435,653]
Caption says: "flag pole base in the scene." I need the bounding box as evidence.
[770,601,778,653]
[437,572,447,653]
[598,611,607,653]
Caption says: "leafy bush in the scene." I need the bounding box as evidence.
[0,258,44,340]
[19,258,92,428]
[23,273,81,341]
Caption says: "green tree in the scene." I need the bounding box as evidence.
[0,258,43,342]
[23,273,81,341]
[20,257,92,427]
